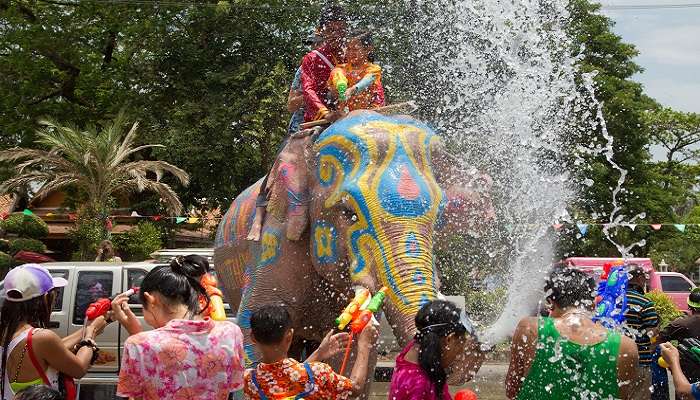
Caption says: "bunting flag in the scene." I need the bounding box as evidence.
[576,223,589,236]
[504,224,514,233]
[0,212,8,220]
[175,217,187,224]
[187,217,200,224]
[651,224,662,231]
[130,211,141,217]
[675,224,686,232]
[22,209,33,216]
[628,224,637,231]
[552,223,563,231]
[151,215,162,222]
[68,213,77,221]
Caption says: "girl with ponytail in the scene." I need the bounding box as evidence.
[390,300,484,400]
[112,255,245,400]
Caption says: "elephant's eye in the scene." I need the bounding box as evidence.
[339,206,358,222]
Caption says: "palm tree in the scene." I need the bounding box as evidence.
[0,112,190,216]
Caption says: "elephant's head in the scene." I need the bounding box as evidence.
[269,111,494,346]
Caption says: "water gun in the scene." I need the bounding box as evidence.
[330,68,348,102]
[658,338,700,369]
[200,273,226,321]
[86,287,138,320]
[455,390,478,400]
[336,287,387,374]
[592,261,628,328]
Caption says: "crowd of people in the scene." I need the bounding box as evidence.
[2,4,700,400]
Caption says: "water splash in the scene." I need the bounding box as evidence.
[397,0,580,345]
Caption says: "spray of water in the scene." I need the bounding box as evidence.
[398,0,582,344]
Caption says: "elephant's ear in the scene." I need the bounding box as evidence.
[265,134,315,241]
[430,137,495,236]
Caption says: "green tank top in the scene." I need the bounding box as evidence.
[517,317,621,400]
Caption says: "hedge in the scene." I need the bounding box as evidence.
[1,214,49,239]
[9,238,47,255]
[646,290,685,328]
[0,239,10,252]
[0,251,12,274]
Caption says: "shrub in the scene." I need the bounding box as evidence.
[645,290,685,329]
[1,214,49,239]
[0,239,10,252]
[9,238,47,254]
[114,222,162,261]
[0,251,12,278]
[68,215,109,261]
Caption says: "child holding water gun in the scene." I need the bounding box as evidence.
[328,30,385,112]
[243,304,378,400]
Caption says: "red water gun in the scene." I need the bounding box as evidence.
[85,287,138,320]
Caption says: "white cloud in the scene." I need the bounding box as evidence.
[636,25,700,67]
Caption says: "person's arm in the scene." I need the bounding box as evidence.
[62,316,107,349]
[33,328,97,378]
[287,89,304,113]
[505,317,538,399]
[112,291,142,335]
[347,324,378,396]
[617,336,641,400]
[305,330,350,363]
[661,342,695,397]
[301,54,328,121]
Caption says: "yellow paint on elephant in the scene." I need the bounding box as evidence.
[315,118,444,316]
[314,225,334,259]
[259,230,280,266]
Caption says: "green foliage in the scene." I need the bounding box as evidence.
[0,239,10,253]
[9,238,47,254]
[114,222,163,261]
[68,212,109,261]
[1,214,49,239]
[645,290,685,329]
[0,251,12,278]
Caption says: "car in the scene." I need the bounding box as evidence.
[562,257,697,313]
[0,261,236,394]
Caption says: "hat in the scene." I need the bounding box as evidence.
[688,288,700,309]
[3,264,67,302]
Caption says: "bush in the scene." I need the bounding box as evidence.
[0,251,12,278]
[9,238,47,254]
[1,214,49,239]
[0,239,10,252]
[68,215,109,261]
[646,290,685,329]
[114,222,162,261]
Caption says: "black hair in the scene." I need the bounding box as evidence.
[139,254,211,317]
[689,290,700,312]
[250,304,292,345]
[545,267,596,309]
[14,385,64,400]
[350,30,375,62]
[414,300,466,398]
[1,292,55,400]
[318,4,346,28]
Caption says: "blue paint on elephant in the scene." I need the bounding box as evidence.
[238,309,253,329]
[413,269,425,285]
[406,232,420,257]
[378,141,433,217]
[312,221,338,264]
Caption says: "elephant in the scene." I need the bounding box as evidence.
[214,110,495,389]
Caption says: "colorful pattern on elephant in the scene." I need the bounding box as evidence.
[216,179,261,247]
[314,112,441,316]
[313,221,338,264]
[243,358,353,400]
[117,319,245,400]
[259,227,281,267]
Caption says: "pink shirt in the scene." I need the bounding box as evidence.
[389,341,452,400]
[117,319,245,400]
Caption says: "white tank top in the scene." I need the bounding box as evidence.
[2,328,60,399]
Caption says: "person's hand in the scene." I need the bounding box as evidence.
[111,293,142,335]
[358,323,379,347]
[660,342,680,366]
[316,330,351,361]
[85,316,107,339]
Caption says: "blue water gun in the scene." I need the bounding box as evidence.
[593,261,629,328]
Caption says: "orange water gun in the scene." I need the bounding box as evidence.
[200,273,226,321]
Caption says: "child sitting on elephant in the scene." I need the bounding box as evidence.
[243,304,378,400]
[329,30,385,113]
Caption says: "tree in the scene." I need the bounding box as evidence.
[0,112,189,257]
[645,108,700,189]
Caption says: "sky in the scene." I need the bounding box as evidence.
[601,1,700,113]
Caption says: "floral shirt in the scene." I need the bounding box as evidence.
[117,319,245,400]
[243,358,353,400]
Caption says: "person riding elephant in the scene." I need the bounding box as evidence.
[214,110,495,393]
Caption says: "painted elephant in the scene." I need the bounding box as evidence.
[214,110,494,384]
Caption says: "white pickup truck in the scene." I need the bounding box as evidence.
[0,261,236,398]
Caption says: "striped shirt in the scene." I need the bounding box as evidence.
[623,288,660,366]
